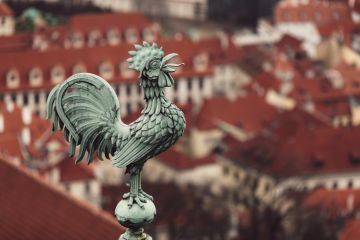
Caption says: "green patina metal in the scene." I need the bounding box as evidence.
[46,42,186,239]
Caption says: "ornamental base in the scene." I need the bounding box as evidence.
[119,228,152,240]
[115,198,156,240]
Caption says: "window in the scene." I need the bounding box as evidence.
[51,65,65,84]
[71,31,84,48]
[84,181,91,195]
[34,92,39,104]
[283,11,289,20]
[332,181,338,189]
[193,53,208,72]
[314,12,321,21]
[88,30,102,47]
[223,165,229,175]
[6,69,20,89]
[300,11,307,20]
[107,28,121,46]
[143,27,156,42]
[264,183,271,193]
[115,85,120,96]
[199,77,204,89]
[23,93,28,106]
[125,28,138,44]
[99,61,114,79]
[29,67,43,87]
[126,84,132,96]
[72,63,86,74]
[119,61,134,78]
[348,180,354,189]
[126,102,131,114]
[187,78,192,90]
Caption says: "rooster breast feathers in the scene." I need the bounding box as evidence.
[46,73,171,168]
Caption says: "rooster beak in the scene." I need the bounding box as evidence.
[161,53,184,73]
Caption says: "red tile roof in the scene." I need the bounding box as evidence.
[249,72,281,92]
[0,157,123,240]
[195,94,277,132]
[0,102,67,162]
[0,38,212,93]
[339,218,360,240]
[155,147,215,170]
[275,34,303,52]
[0,32,33,53]
[56,156,96,182]
[304,188,360,214]
[220,107,360,177]
[291,77,345,101]
[0,3,13,16]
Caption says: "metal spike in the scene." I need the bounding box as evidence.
[128,50,137,55]
[127,58,134,63]
[134,44,142,50]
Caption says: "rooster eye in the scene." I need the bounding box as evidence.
[149,60,160,69]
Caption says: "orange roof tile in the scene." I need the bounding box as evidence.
[0,157,123,240]
[195,94,277,132]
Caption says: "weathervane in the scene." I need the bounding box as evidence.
[47,42,186,239]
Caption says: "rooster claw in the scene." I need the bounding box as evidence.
[123,193,147,209]
[140,190,153,201]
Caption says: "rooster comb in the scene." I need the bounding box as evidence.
[127,41,164,71]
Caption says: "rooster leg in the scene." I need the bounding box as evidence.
[138,171,154,200]
[123,169,147,209]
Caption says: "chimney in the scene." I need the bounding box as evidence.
[21,127,31,146]
[21,106,32,125]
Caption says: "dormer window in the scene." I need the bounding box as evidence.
[71,31,84,49]
[119,61,134,78]
[107,28,121,46]
[193,53,208,72]
[29,67,43,87]
[99,61,114,79]
[72,63,86,74]
[125,28,138,44]
[314,12,321,22]
[143,27,156,42]
[51,65,65,84]
[6,68,20,89]
[88,29,102,47]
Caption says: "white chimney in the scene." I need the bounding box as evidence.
[21,106,32,125]
[347,194,354,212]
[0,113,4,133]
[21,127,31,146]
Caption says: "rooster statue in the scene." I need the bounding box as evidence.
[46,42,185,239]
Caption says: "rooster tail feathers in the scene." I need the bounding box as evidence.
[46,73,129,164]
